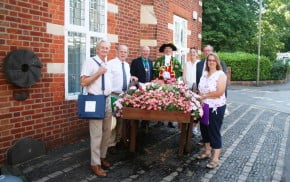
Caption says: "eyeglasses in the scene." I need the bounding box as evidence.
[207,59,216,62]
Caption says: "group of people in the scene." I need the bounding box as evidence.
[80,40,227,176]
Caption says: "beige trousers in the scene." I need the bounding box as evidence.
[89,97,112,165]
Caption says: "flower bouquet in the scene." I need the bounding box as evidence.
[114,79,203,120]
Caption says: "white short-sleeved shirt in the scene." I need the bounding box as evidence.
[199,70,226,109]
[107,57,131,93]
[183,60,200,88]
[80,55,112,96]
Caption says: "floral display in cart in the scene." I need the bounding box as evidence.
[114,79,203,119]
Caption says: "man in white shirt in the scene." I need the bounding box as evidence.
[80,40,112,177]
[107,45,137,149]
[108,45,131,95]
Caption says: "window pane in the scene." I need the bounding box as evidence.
[174,22,180,46]
[174,54,180,62]
[90,37,102,57]
[90,0,106,32]
[181,52,186,66]
[181,21,187,47]
[174,53,185,66]
[174,16,187,69]
[69,0,85,26]
[68,32,86,94]
[181,28,185,47]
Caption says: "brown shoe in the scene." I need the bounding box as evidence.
[101,158,111,168]
[91,165,107,177]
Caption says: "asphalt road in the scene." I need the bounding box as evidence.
[228,81,290,114]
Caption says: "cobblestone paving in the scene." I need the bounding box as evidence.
[246,113,289,182]
[206,111,276,182]
[14,102,290,182]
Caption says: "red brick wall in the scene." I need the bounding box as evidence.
[0,0,88,164]
[116,0,202,61]
[154,0,202,58]
[0,0,202,164]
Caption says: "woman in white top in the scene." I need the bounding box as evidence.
[196,53,227,169]
[183,47,200,89]
[183,47,200,135]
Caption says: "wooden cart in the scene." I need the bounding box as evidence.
[121,107,193,156]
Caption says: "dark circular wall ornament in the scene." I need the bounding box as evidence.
[4,49,42,88]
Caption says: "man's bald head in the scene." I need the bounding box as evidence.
[203,45,214,57]
[140,46,150,59]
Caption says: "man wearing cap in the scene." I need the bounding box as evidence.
[153,43,182,128]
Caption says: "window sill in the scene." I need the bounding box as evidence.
[65,94,78,101]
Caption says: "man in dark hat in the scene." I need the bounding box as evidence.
[153,43,182,128]
[153,43,182,80]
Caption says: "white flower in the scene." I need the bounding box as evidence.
[129,86,137,90]
[144,82,151,87]
[115,100,122,108]
[158,86,163,91]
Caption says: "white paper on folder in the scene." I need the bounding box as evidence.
[85,101,96,112]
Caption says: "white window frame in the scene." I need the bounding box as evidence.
[64,0,107,100]
[173,15,188,67]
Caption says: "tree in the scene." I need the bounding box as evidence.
[202,0,290,60]
[202,0,259,52]
[259,0,290,59]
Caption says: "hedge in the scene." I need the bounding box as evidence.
[217,52,272,81]
[270,61,288,80]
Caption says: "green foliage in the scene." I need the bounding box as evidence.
[202,0,290,59]
[259,0,290,59]
[270,61,288,80]
[217,52,271,81]
[202,0,259,52]
[283,37,290,52]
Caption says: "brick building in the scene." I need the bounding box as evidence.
[0,0,202,164]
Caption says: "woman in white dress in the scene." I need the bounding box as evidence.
[182,47,200,135]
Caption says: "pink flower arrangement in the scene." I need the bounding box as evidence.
[114,80,203,119]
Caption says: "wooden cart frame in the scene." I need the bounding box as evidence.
[121,107,194,156]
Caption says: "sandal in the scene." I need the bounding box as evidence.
[206,160,219,169]
[196,152,211,160]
